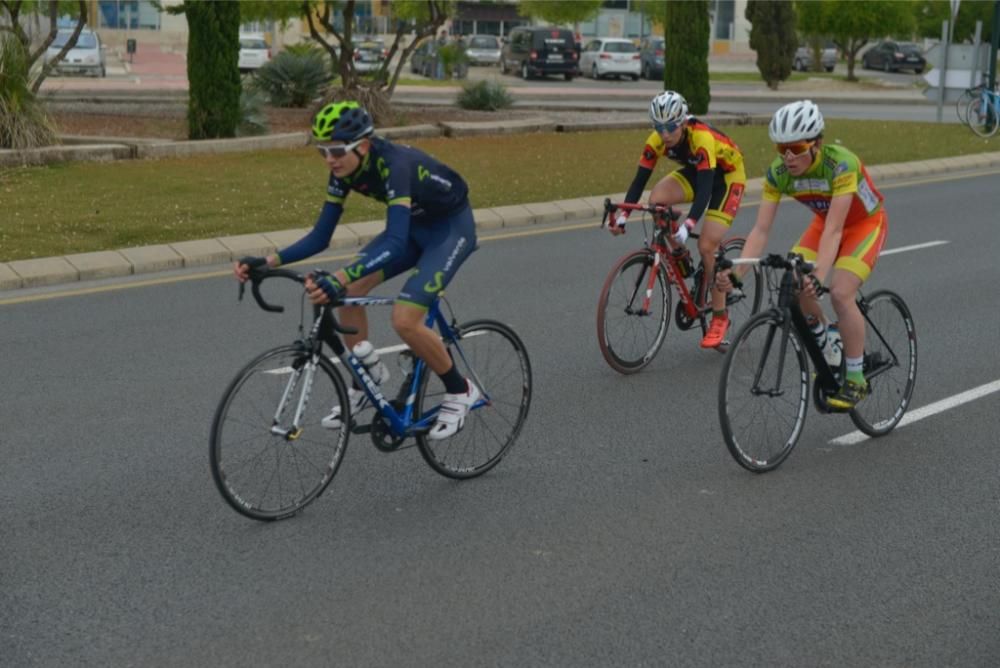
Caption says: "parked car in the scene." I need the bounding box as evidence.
[410,38,439,77]
[794,43,837,73]
[46,28,105,77]
[861,40,926,74]
[464,34,501,66]
[579,37,640,81]
[238,33,270,73]
[500,26,578,81]
[639,36,664,80]
[354,38,387,73]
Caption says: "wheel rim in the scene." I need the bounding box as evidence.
[849,291,917,436]
[416,321,531,478]
[597,252,671,373]
[210,348,349,520]
[719,312,808,472]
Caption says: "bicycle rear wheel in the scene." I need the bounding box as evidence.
[719,310,809,472]
[849,290,917,436]
[596,249,671,374]
[210,346,350,520]
[966,97,1000,138]
[416,320,532,479]
[956,86,979,124]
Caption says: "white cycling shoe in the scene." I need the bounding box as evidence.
[321,388,369,429]
[427,380,482,441]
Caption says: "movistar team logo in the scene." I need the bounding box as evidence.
[418,165,430,182]
[423,271,444,293]
[346,263,365,279]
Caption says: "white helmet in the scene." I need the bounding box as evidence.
[769,100,824,143]
[649,90,688,128]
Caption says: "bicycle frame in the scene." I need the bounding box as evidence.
[258,284,488,440]
[604,200,705,322]
[728,255,902,398]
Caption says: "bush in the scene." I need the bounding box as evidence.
[0,34,57,149]
[238,86,270,137]
[253,51,331,108]
[456,80,513,111]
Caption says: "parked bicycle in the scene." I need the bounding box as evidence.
[210,267,532,521]
[596,199,763,373]
[966,85,1000,138]
[956,79,988,124]
[717,253,917,472]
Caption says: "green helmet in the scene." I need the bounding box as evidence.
[312,101,374,142]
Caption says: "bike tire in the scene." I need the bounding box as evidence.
[210,346,350,521]
[956,86,979,124]
[849,290,917,436]
[719,310,809,473]
[415,320,532,479]
[966,96,1000,138]
[596,249,671,374]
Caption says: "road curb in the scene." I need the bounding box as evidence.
[3,152,1000,293]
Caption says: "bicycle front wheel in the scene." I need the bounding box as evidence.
[416,320,532,479]
[719,310,809,473]
[596,249,671,374]
[210,346,350,521]
[849,290,917,436]
[966,97,1000,138]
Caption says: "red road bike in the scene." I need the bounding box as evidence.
[596,200,762,374]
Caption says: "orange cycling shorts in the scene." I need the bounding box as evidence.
[792,209,888,282]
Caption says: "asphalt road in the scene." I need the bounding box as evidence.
[3,169,999,667]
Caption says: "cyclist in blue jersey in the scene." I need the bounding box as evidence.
[234,101,479,439]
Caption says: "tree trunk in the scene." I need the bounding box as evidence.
[185,0,241,140]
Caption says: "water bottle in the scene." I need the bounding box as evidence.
[353,340,390,385]
[824,323,843,369]
[672,247,694,278]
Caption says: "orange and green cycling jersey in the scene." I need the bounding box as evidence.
[762,143,883,222]
[624,118,744,223]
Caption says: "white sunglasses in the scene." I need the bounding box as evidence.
[316,138,365,159]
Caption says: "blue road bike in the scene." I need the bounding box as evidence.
[211,267,532,521]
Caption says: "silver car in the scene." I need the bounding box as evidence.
[464,35,501,66]
[794,43,837,73]
[46,28,105,77]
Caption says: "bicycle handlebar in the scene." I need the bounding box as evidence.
[238,266,359,333]
[601,198,682,228]
[715,252,827,295]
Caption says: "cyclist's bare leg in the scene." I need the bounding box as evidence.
[337,272,383,350]
[698,219,728,312]
[392,303,452,374]
[827,268,864,358]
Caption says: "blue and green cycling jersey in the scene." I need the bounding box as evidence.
[276,137,470,276]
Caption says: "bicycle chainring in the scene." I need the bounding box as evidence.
[370,414,406,452]
[674,269,707,331]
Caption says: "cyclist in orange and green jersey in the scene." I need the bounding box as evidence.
[717,100,888,409]
[610,90,747,349]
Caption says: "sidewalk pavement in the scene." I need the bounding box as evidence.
[3,151,1000,293]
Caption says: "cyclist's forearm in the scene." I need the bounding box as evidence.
[275,202,343,266]
[624,165,653,204]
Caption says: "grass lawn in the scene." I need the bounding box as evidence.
[1,119,996,262]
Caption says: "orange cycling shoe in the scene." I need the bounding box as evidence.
[700,315,730,349]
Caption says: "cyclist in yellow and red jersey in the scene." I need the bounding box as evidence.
[610,90,747,349]
[716,100,889,409]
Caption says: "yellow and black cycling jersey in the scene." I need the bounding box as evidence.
[637,118,744,175]
[623,118,745,225]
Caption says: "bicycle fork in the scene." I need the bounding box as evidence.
[269,355,320,440]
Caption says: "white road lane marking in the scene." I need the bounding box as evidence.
[879,240,949,256]
[830,379,1000,446]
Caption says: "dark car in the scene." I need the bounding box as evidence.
[861,40,926,74]
[639,36,664,80]
[410,38,439,77]
[500,26,578,81]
